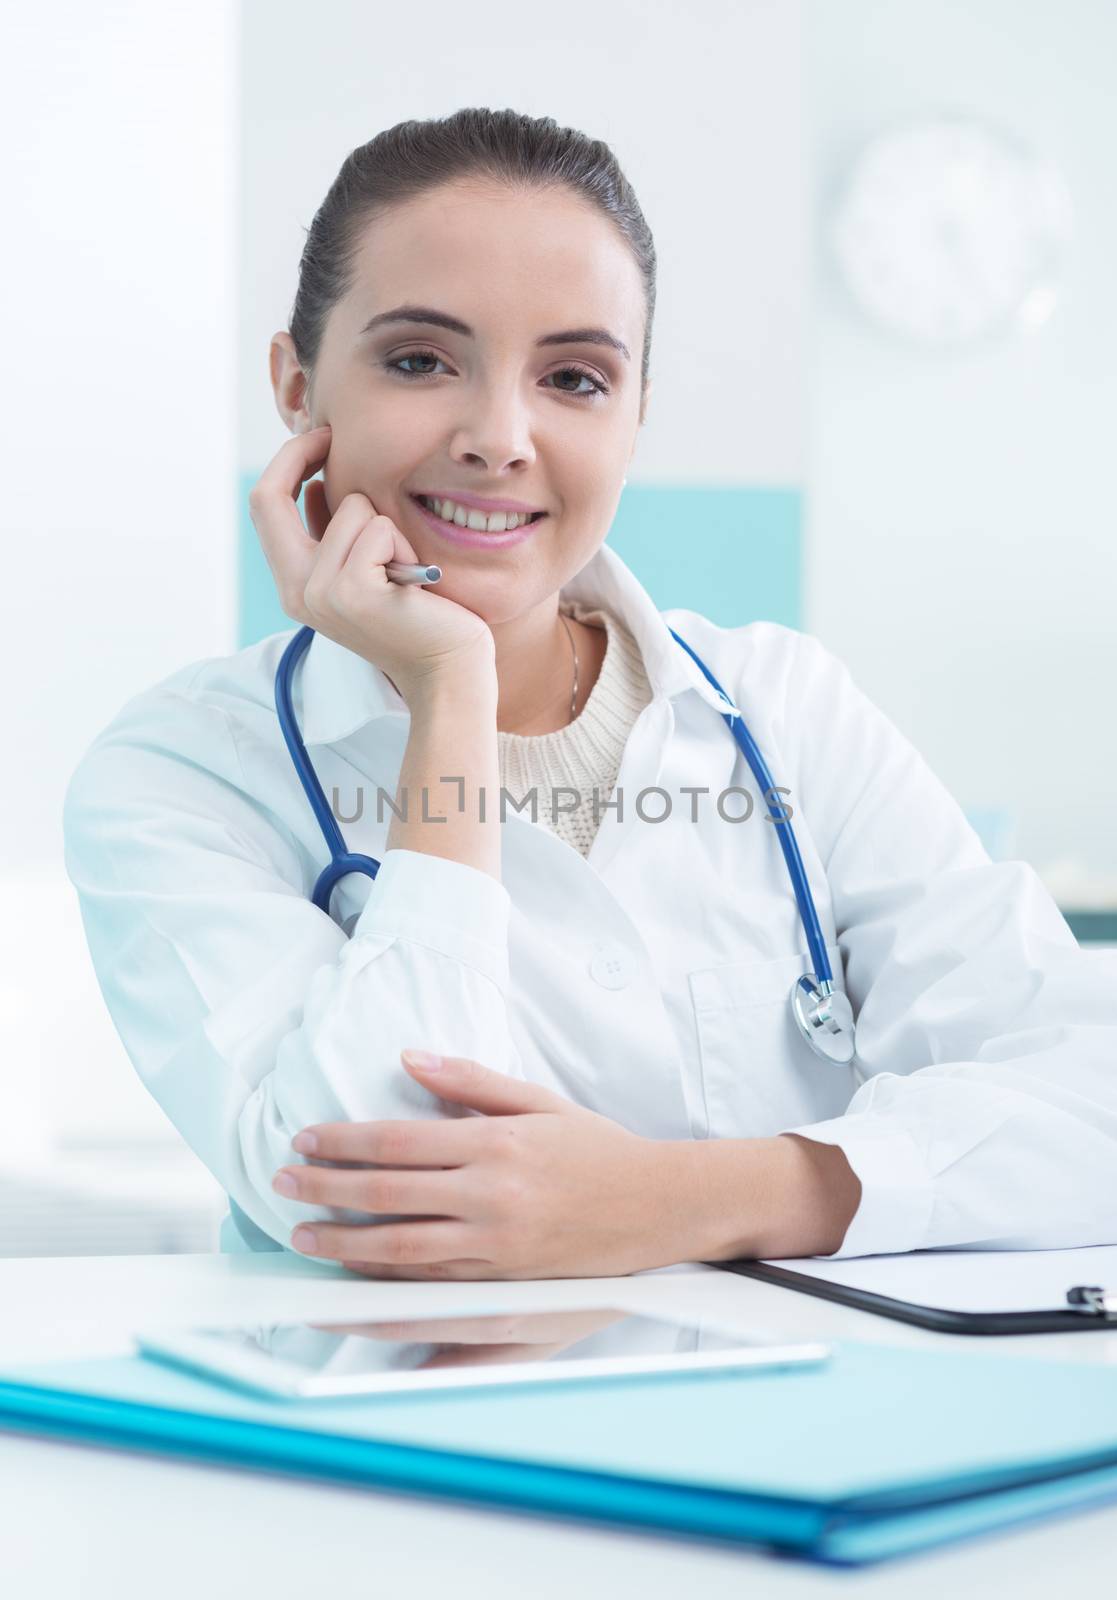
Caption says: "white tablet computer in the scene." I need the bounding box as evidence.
[136,1306,830,1402]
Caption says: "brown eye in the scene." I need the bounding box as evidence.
[382,351,609,402]
[385,350,445,380]
[550,366,609,400]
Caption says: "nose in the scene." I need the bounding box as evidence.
[448,384,537,476]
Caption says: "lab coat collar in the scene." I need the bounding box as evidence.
[299,539,732,746]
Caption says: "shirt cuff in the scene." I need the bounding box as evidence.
[351,847,513,992]
[778,1111,937,1258]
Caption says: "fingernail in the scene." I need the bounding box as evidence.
[403,1049,442,1072]
[292,1131,317,1154]
[273,1172,298,1196]
[292,1228,318,1253]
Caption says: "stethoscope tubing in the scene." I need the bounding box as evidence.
[665,627,833,989]
[275,626,382,914]
[277,620,835,1000]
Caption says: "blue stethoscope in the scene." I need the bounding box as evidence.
[275,624,857,1066]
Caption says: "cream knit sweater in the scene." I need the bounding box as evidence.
[496,599,654,858]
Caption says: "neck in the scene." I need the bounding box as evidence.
[492,601,603,735]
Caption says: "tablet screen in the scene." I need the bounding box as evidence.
[136,1307,829,1400]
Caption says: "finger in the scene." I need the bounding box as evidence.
[305,501,425,624]
[273,1163,463,1216]
[401,1052,567,1117]
[301,492,388,609]
[291,1117,487,1166]
[341,499,422,576]
[292,1219,475,1266]
[247,427,333,614]
[252,424,333,503]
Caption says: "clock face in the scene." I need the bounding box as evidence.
[830,116,1074,346]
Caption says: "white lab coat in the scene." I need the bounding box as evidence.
[62,540,1117,1261]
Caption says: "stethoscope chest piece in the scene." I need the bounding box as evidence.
[790,975,857,1064]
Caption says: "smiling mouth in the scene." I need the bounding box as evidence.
[410,493,547,532]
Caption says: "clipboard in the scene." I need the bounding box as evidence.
[718,1243,1117,1335]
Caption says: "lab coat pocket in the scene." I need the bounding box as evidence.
[687,943,856,1138]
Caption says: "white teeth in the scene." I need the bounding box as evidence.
[419,495,537,533]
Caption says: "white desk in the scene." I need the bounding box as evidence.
[2,1252,1115,1596]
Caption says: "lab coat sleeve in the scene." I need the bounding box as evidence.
[61,690,523,1251]
[772,631,1117,1258]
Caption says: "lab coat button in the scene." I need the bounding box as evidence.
[589,943,635,989]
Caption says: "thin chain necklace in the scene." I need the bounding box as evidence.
[559,610,579,721]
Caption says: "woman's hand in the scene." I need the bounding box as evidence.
[272,1052,706,1280]
[248,425,495,704]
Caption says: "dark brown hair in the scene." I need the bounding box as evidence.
[288,107,656,409]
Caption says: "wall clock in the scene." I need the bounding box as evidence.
[830,115,1074,347]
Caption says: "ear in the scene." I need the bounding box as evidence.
[270,331,314,434]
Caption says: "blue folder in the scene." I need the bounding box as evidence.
[2,1338,1117,1565]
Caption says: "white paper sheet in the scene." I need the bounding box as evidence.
[759,1243,1117,1314]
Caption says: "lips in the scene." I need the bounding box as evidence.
[407,493,546,549]
[413,490,546,517]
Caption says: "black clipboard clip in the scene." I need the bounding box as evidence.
[1066,1285,1117,1319]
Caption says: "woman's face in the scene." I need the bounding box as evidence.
[285,178,649,624]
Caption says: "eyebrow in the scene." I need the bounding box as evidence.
[357,304,631,362]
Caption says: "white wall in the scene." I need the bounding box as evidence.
[4,0,239,873]
[2,0,239,1150]
[804,0,1117,886]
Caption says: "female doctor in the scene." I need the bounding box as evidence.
[64,108,1117,1279]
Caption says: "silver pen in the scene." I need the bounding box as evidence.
[385,561,442,585]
